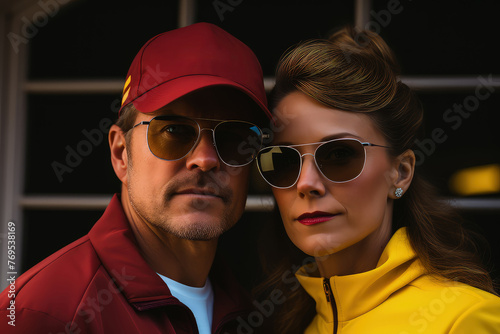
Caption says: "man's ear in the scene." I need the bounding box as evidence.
[389,149,415,199]
[109,124,129,184]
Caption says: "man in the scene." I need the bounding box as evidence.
[0,22,271,333]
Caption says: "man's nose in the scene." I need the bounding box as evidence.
[185,129,220,172]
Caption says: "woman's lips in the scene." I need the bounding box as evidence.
[297,211,337,225]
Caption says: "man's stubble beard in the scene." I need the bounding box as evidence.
[126,151,235,241]
[129,191,233,241]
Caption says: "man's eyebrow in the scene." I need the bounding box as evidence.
[152,108,175,116]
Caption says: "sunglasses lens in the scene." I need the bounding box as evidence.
[214,122,263,166]
[147,117,199,160]
[257,146,301,188]
[316,139,365,182]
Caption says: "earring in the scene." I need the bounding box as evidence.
[395,187,403,198]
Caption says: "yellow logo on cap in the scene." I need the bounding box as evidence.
[121,75,132,105]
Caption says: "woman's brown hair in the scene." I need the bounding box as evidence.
[255,26,497,333]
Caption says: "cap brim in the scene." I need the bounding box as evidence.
[128,75,272,120]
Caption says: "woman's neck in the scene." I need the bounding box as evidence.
[315,224,392,277]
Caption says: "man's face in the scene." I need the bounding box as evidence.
[124,87,261,241]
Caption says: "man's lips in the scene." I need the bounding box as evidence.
[174,188,222,198]
[296,211,338,225]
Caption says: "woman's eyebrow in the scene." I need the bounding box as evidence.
[273,132,363,146]
[320,132,363,141]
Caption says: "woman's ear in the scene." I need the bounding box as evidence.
[390,149,415,199]
[109,124,129,184]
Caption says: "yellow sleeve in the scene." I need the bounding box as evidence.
[449,299,500,334]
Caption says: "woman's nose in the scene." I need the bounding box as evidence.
[296,154,326,198]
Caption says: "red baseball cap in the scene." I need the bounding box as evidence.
[119,22,271,120]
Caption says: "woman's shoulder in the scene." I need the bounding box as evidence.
[409,275,499,302]
[438,282,500,333]
[407,275,500,322]
[387,276,500,333]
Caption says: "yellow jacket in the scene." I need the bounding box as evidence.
[295,228,500,333]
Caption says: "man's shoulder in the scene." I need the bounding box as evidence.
[0,234,104,315]
[5,194,128,306]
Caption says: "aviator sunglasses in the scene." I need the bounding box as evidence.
[256,138,390,188]
[132,115,267,167]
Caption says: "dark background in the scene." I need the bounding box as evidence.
[14,0,500,289]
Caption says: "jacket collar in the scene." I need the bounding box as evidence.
[88,194,252,321]
[89,194,173,305]
[295,228,425,324]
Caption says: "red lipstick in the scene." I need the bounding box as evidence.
[297,211,336,226]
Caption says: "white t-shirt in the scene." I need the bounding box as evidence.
[157,273,214,334]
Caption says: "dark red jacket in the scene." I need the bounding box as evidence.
[0,195,252,333]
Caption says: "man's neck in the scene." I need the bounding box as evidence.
[139,231,217,287]
[120,192,218,287]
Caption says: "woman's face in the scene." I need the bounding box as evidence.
[271,91,398,263]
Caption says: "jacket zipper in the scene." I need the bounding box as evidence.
[323,278,338,334]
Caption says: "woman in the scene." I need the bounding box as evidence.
[255,27,500,333]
